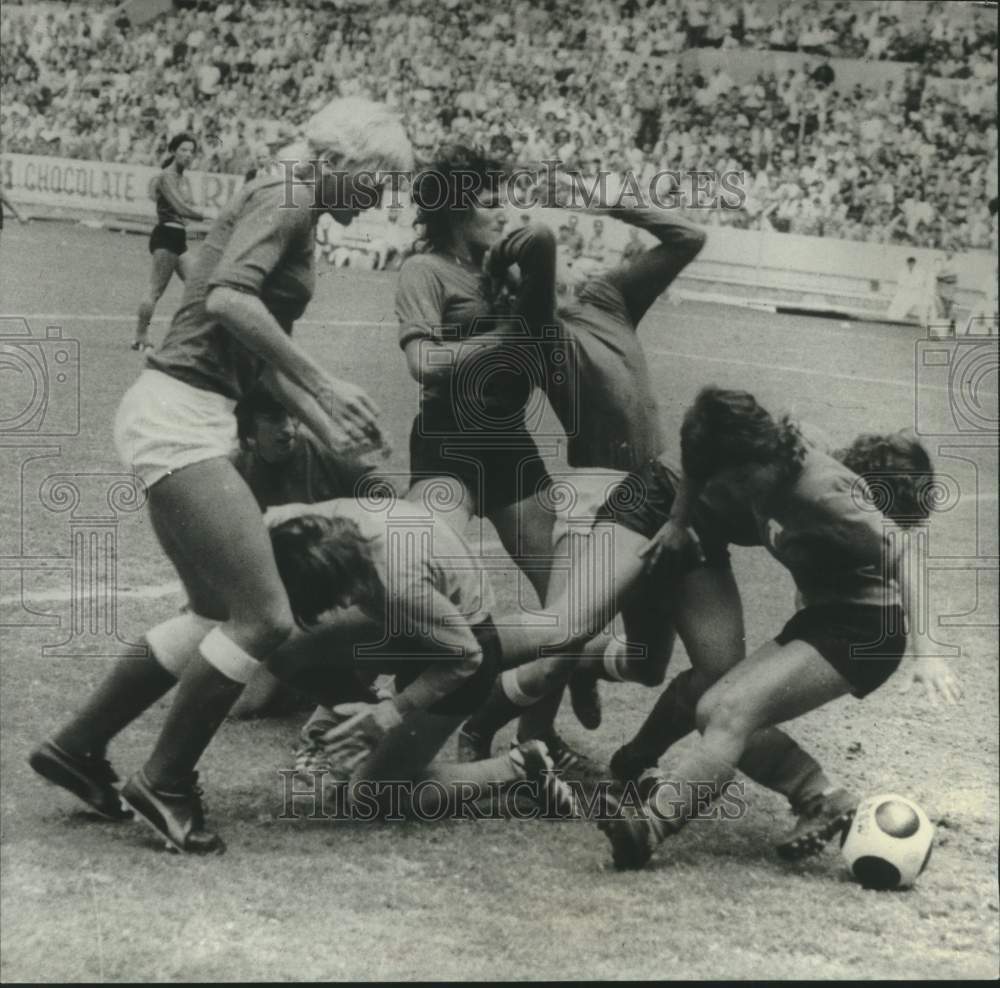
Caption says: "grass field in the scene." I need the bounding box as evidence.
[1,221,998,981]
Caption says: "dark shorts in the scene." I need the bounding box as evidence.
[149,224,187,256]
[775,603,907,698]
[596,457,731,568]
[392,617,502,717]
[408,411,551,517]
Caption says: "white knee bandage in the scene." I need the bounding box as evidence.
[602,640,629,682]
[145,612,217,677]
[500,668,539,707]
[198,627,262,684]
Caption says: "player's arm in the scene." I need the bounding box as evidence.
[386,586,484,715]
[206,199,382,448]
[639,470,707,572]
[315,588,484,764]
[261,366,387,458]
[895,532,962,706]
[484,223,557,333]
[158,172,206,222]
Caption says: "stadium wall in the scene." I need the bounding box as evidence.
[4,153,994,322]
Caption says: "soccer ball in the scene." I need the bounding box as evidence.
[841,793,935,890]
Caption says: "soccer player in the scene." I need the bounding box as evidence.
[463,390,960,861]
[597,388,961,869]
[463,171,708,766]
[396,144,561,612]
[133,134,206,352]
[262,495,579,818]
[231,381,383,511]
[29,98,413,854]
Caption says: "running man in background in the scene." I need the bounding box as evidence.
[133,133,206,352]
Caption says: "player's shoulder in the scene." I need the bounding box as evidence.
[237,176,312,231]
[793,447,876,520]
[399,251,446,280]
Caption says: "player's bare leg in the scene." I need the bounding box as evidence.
[134,249,177,351]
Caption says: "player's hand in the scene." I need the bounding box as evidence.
[316,700,404,775]
[314,376,389,454]
[639,518,704,574]
[898,656,962,707]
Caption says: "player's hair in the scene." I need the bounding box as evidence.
[411,143,504,254]
[269,515,380,627]
[833,431,936,527]
[162,131,197,168]
[235,384,288,449]
[680,386,806,483]
[299,97,414,173]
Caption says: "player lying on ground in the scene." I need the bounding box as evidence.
[490,168,708,764]
[596,388,962,868]
[28,99,412,854]
[262,495,580,819]
[461,389,961,860]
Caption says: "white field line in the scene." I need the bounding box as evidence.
[12,312,996,396]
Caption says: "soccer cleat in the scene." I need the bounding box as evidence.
[511,740,581,819]
[776,788,858,861]
[609,742,658,786]
[568,665,602,730]
[456,724,493,763]
[29,740,133,821]
[599,806,663,871]
[530,731,591,775]
[120,770,225,854]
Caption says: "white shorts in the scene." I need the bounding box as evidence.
[113,369,237,489]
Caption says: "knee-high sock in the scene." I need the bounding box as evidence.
[620,669,698,766]
[53,653,177,758]
[143,653,246,789]
[645,745,737,842]
[738,730,833,814]
[465,666,559,742]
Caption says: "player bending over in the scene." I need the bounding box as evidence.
[598,387,961,868]
[461,389,960,860]
[263,494,580,819]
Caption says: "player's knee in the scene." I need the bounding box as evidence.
[695,685,750,738]
[233,603,295,654]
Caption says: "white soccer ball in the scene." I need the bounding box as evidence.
[841,793,935,890]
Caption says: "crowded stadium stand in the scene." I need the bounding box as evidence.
[2,0,997,321]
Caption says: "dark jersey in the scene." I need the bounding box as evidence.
[747,447,902,608]
[148,177,315,400]
[153,169,197,227]
[552,278,665,472]
[395,224,555,424]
